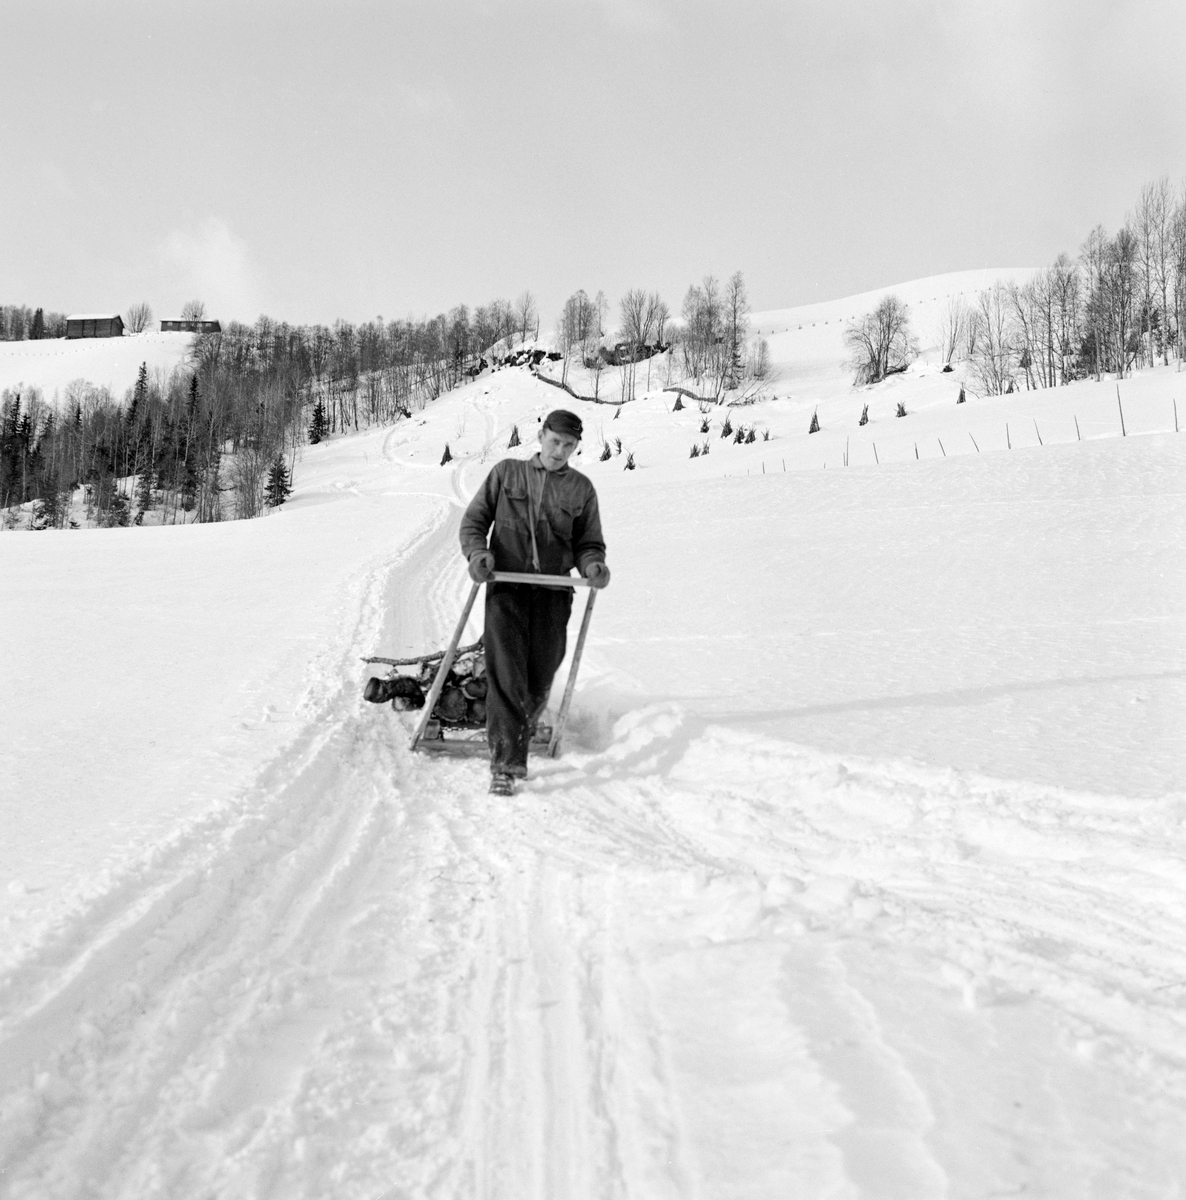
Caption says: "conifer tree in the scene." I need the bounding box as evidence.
[508,424,520,447]
[808,409,820,433]
[957,385,966,404]
[134,466,154,524]
[30,309,45,340]
[308,398,328,444]
[265,455,292,507]
[440,443,452,465]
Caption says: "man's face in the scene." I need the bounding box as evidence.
[539,426,579,472]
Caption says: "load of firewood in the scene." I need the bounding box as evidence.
[363,641,488,728]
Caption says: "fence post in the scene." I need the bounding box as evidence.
[1117,385,1126,437]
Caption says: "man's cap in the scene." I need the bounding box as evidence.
[542,409,583,440]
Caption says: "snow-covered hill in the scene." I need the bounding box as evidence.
[0,330,194,400]
[1,273,1184,1197]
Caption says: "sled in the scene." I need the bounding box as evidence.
[364,572,597,760]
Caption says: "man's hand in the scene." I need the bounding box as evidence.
[583,561,611,589]
[468,550,496,583]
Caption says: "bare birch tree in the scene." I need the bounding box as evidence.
[843,295,918,385]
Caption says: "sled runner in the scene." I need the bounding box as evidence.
[362,572,597,759]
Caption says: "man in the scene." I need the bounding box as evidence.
[459,409,610,795]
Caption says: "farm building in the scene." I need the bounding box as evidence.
[66,314,124,339]
[160,319,222,334]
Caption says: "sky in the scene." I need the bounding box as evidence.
[3,0,1186,330]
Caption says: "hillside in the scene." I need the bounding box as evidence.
[1,272,1184,1197]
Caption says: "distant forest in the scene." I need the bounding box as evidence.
[0,297,533,528]
[1,306,68,341]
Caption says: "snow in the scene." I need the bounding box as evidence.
[0,331,195,399]
[1,272,1185,1197]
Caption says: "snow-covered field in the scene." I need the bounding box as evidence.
[0,330,194,400]
[2,273,1185,1197]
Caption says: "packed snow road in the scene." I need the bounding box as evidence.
[3,371,1185,1197]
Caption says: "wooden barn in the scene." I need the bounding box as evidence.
[160,319,222,334]
[66,313,124,339]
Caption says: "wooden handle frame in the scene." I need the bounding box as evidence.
[409,572,601,758]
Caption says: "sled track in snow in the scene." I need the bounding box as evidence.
[3,446,1186,1195]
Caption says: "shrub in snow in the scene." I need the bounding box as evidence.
[508,424,520,447]
[614,437,622,454]
[599,442,612,461]
[699,416,710,433]
[720,415,733,439]
[957,386,966,404]
[440,444,452,466]
[690,443,700,458]
[808,409,820,434]
[733,424,747,444]
[859,403,869,426]
[745,427,757,444]
[673,395,684,411]
[896,401,907,418]
[700,439,710,456]
[624,452,635,470]
[762,428,771,441]
[613,406,621,420]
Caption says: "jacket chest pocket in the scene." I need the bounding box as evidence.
[498,483,529,524]
[548,499,580,541]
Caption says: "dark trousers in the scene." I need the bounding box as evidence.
[484,583,572,776]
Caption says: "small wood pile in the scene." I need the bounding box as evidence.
[363,642,488,728]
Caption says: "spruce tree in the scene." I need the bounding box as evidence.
[308,398,328,444]
[808,409,820,433]
[30,309,45,340]
[135,465,154,523]
[265,455,292,507]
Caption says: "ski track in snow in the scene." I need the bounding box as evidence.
[3,450,1185,1199]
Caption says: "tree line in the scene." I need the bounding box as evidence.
[0,293,543,528]
[552,271,767,405]
[1,306,68,341]
[850,176,1186,395]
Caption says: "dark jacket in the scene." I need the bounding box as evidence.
[459,455,606,577]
